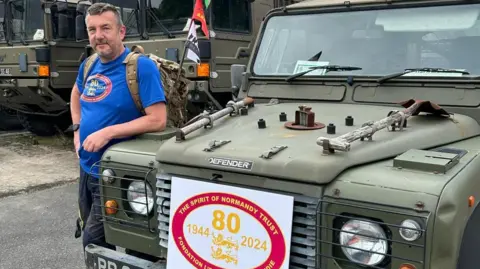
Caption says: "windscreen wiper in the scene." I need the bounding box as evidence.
[285,65,362,82]
[377,67,470,84]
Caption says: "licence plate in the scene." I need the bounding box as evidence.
[0,68,11,75]
[85,244,165,269]
[94,254,144,269]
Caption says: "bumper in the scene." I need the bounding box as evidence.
[84,244,166,269]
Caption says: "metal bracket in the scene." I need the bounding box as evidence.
[199,114,214,129]
[226,100,240,116]
[360,121,374,141]
[260,145,288,159]
[204,140,231,152]
[387,110,407,131]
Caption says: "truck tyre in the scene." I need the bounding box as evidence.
[0,106,23,131]
[17,112,72,137]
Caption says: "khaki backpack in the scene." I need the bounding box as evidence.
[82,45,191,128]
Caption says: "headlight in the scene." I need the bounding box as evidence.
[102,169,115,183]
[399,219,421,241]
[127,181,154,215]
[339,219,388,266]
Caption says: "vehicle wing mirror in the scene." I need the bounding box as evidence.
[231,64,246,98]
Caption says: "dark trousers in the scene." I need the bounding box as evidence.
[77,166,116,251]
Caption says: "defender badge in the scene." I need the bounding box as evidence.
[208,157,253,170]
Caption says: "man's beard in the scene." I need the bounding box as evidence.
[94,40,111,54]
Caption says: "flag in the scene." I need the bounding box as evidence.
[204,0,211,8]
[192,0,209,39]
[185,21,200,64]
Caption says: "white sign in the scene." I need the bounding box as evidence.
[293,60,330,76]
[166,176,295,269]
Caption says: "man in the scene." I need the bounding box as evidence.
[69,2,167,251]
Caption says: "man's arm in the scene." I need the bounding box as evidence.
[71,59,86,156]
[72,59,85,126]
[105,102,166,140]
[83,101,166,152]
[70,83,81,126]
[71,83,82,157]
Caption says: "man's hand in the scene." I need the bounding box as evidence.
[82,128,112,152]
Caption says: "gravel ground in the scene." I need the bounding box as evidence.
[0,133,79,198]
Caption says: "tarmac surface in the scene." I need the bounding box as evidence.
[0,183,85,269]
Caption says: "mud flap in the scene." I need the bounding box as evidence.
[85,244,166,269]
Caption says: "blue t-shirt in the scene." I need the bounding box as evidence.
[75,47,166,176]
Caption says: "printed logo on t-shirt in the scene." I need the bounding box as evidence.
[81,74,113,102]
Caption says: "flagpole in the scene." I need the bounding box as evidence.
[178,19,194,75]
[173,19,194,89]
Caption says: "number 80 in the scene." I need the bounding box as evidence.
[212,209,240,234]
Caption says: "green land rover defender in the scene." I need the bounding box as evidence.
[84,0,480,268]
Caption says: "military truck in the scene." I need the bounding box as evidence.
[75,0,296,121]
[84,0,480,268]
[0,0,88,136]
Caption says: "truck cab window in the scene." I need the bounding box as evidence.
[146,0,193,34]
[115,2,140,36]
[10,0,43,41]
[212,0,250,32]
[0,3,5,41]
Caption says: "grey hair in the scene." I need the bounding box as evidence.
[85,2,124,27]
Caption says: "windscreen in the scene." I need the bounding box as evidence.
[9,0,44,41]
[253,3,480,78]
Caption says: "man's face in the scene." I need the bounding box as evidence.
[86,11,126,59]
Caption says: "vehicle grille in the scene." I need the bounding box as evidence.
[156,176,320,269]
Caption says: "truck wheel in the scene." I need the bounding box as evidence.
[0,106,23,131]
[17,112,72,137]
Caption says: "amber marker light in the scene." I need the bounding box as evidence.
[105,200,118,215]
[469,196,475,207]
[399,263,416,269]
[197,63,210,77]
[38,64,49,76]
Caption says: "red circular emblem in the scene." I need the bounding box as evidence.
[171,192,287,268]
[81,74,112,102]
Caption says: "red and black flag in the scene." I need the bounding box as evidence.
[191,0,209,39]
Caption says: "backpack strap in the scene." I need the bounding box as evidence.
[82,53,99,86]
[123,51,145,115]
